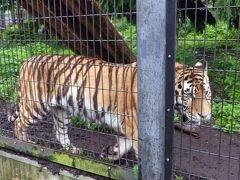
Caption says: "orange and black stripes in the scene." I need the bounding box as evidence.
[14,55,138,158]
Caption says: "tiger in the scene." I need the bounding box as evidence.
[10,55,211,161]
[175,62,211,126]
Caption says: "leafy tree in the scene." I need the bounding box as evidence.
[97,0,240,30]
[97,0,135,13]
[0,0,16,12]
[97,0,216,30]
[213,0,240,28]
[178,0,216,31]
[97,0,136,23]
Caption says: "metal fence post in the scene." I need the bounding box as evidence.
[165,0,177,179]
[137,0,176,179]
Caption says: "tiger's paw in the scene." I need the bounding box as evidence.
[25,138,36,144]
[71,146,79,154]
[63,144,79,154]
[101,144,120,161]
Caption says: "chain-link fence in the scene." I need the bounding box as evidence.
[174,1,240,179]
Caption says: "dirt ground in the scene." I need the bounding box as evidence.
[173,127,240,180]
[0,102,240,180]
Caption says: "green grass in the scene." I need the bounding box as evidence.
[178,20,239,49]
[0,78,18,103]
[112,17,137,55]
[175,175,184,180]
[133,165,138,179]
[70,116,114,133]
[209,54,240,101]
[0,21,74,103]
[213,102,240,133]
[0,41,74,103]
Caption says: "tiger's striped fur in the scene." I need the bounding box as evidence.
[15,55,137,160]
[13,55,211,160]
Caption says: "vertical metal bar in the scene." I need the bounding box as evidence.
[137,0,175,179]
[165,0,176,179]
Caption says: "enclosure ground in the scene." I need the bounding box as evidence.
[1,102,239,179]
[174,125,240,180]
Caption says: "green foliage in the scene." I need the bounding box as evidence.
[0,42,74,75]
[213,102,240,133]
[96,0,136,27]
[0,78,18,103]
[175,175,184,180]
[97,0,136,14]
[113,17,136,55]
[174,113,182,123]
[70,116,113,133]
[208,54,240,101]
[0,21,74,103]
[133,165,138,180]
[178,20,239,49]
[214,0,240,28]
[71,116,97,130]
[0,0,16,12]
[2,21,48,45]
[177,18,240,136]
[176,48,195,65]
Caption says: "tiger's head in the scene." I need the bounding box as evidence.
[175,61,212,127]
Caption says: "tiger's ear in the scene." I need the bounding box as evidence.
[195,60,208,73]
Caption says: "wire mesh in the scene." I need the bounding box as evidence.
[174,0,240,180]
[0,0,239,179]
[0,0,137,174]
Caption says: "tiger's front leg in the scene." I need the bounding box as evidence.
[52,108,78,153]
[15,117,28,142]
[101,115,138,161]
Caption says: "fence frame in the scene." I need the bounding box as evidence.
[137,0,176,179]
[0,135,134,179]
[0,0,176,179]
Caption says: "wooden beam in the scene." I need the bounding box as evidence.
[17,0,136,63]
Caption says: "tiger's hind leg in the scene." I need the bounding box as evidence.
[52,108,78,153]
[15,104,46,143]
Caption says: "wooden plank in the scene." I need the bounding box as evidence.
[17,0,136,63]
